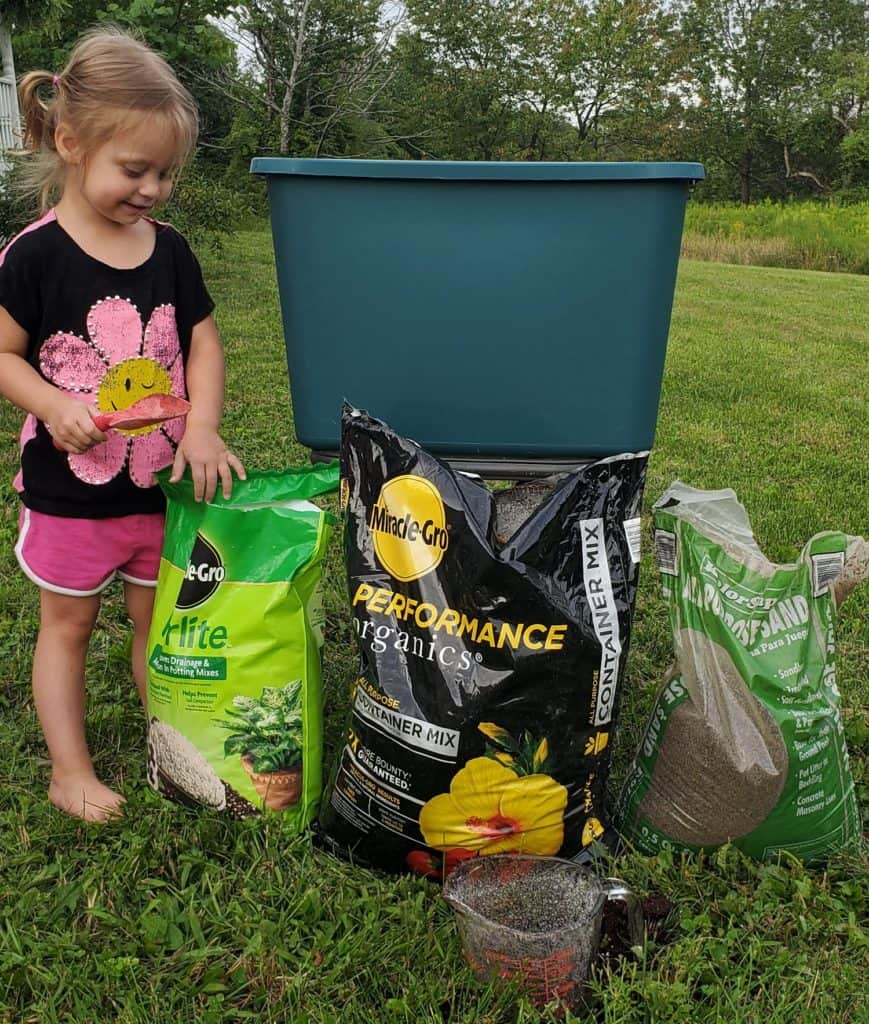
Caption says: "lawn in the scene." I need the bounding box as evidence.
[0,229,866,1024]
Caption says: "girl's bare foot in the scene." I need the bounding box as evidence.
[48,775,125,822]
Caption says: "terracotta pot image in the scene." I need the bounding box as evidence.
[241,755,302,810]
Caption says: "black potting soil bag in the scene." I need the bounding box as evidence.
[317,407,648,876]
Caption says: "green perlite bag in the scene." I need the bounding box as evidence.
[146,464,339,823]
[617,482,863,863]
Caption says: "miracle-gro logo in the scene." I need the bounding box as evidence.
[369,475,448,582]
[176,533,225,609]
[185,561,225,584]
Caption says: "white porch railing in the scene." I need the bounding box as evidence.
[0,25,21,168]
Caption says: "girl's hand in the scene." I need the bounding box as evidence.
[170,422,246,502]
[45,396,107,453]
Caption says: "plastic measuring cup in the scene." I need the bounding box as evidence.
[442,854,643,1010]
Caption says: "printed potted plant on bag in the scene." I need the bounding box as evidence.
[218,681,304,810]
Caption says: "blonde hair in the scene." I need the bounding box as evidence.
[17,26,199,212]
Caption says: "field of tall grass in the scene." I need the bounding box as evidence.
[682,200,869,274]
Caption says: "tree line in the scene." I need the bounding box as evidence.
[5,0,868,204]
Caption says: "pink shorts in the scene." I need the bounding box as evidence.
[16,508,165,596]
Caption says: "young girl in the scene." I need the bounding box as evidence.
[0,27,245,822]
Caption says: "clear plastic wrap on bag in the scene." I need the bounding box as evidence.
[617,482,864,862]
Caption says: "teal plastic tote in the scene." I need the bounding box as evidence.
[252,159,704,470]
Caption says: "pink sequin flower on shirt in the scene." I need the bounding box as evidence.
[38,296,186,487]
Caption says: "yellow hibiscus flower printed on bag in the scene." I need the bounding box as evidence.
[419,757,568,856]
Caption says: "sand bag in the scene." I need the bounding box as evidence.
[317,407,647,875]
[617,482,864,862]
[146,464,338,822]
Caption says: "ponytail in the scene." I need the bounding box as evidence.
[18,70,60,153]
[13,71,66,214]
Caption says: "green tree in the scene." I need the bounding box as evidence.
[526,0,680,159]
[787,0,868,192]
[675,0,869,201]
[387,0,526,160]
[229,0,402,156]
[678,0,805,202]
[5,0,238,155]
[387,1,680,163]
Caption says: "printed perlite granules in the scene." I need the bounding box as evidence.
[146,723,260,818]
[318,406,647,875]
[146,465,338,824]
[147,719,226,809]
[617,482,864,862]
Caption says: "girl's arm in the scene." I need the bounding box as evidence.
[0,306,106,452]
[170,314,245,502]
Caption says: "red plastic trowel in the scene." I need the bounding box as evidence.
[52,394,191,447]
[92,393,191,431]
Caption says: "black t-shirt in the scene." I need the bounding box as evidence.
[0,212,214,517]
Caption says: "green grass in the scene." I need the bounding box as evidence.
[1,231,867,1023]
[683,201,869,275]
